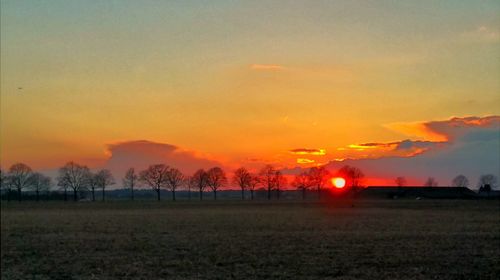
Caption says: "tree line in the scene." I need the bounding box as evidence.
[0,162,497,201]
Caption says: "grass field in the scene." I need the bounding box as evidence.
[1,199,499,279]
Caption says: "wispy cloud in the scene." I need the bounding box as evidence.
[250,64,286,71]
[297,158,315,164]
[461,26,499,43]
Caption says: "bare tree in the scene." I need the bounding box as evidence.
[0,168,5,189]
[8,163,33,201]
[478,174,498,192]
[184,176,195,200]
[206,167,227,200]
[248,175,260,200]
[139,164,169,201]
[1,168,13,201]
[395,177,407,187]
[192,169,208,200]
[96,169,115,201]
[57,162,91,201]
[87,172,99,201]
[123,168,138,200]
[166,168,184,201]
[424,177,438,187]
[292,172,313,200]
[452,175,469,188]
[30,173,51,201]
[274,170,287,200]
[308,166,330,199]
[233,167,251,200]
[57,176,69,201]
[338,165,364,190]
[259,165,276,200]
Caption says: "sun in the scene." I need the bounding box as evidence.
[332,177,346,189]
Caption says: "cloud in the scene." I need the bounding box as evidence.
[297,158,315,164]
[289,148,326,156]
[250,64,286,71]
[285,116,499,187]
[386,115,500,142]
[343,139,443,158]
[104,140,220,178]
[461,26,500,43]
[335,116,500,186]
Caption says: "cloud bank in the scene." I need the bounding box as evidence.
[104,140,220,178]
[324,116,500,187]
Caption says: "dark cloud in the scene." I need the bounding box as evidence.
[105,140,220,178]
[288,116,500,187]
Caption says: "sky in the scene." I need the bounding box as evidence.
[1,1,499,187]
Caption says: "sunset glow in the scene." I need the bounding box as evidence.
[0,1,498,186]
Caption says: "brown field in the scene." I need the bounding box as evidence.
[1,199,499,279]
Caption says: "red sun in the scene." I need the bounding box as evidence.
[331,177,346,189]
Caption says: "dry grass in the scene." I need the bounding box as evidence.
[1,199,499,279]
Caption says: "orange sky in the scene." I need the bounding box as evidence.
[1,1,499,186]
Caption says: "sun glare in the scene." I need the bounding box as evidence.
[332,177,346,188]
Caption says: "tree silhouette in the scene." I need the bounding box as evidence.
[233,167,251,200]
[123,168,138,200]
[274,170,287,200]
[139,164,169,201]
[259,165,276,200]
[292,172,313,200]
[395,177,407,187]
[96,169,115,201]
[452,175,469,187]
[166,168,184,201]
[477,174,498,191]
[192,169,208,200]
[424,177,438,187]
[308,166,330,200]
[248,175,260,200]
[87,172,99,201]
[8,163,33,201]
[57,162,90,201]
[0,168,4,189]
[207,167,227,200]
[338,165,364,191]
[30,173,51,201]
[184,176,195,200]
[1,168,13,201]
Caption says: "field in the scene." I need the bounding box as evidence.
[1,199,499,279]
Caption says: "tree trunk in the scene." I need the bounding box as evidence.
[277,188,280,200]
[250,190,254,200]
[241,189,244,200]
[131,187,134,201]
[91,187,95,201]
[302,188,306,200]
[199,189,203,201]
[213,190,217,200]
[64,189,67,201]
[267,186,271,200]
[73,189,78,201]
[172,190,176,201]
[317,186,321,200]
[17,187,21,202]
[7,189,11,202]
[157,188,161,201]
[36,189,40,202]
[188,186,191,200]
[102,187,105,201]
